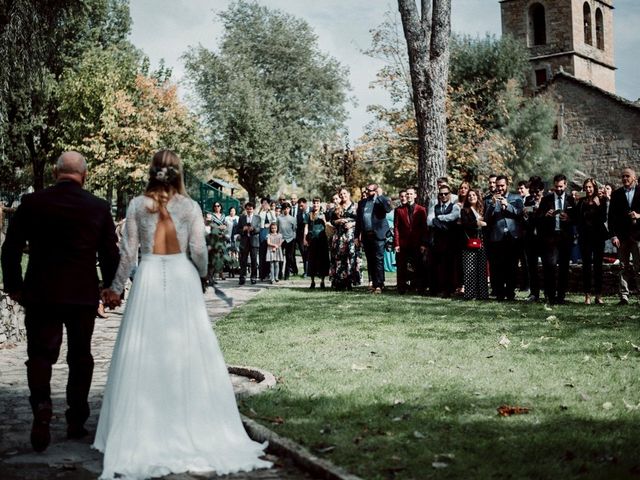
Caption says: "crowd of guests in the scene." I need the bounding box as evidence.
[203,167,640,305]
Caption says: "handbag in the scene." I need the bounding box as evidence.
[466,237,482,249]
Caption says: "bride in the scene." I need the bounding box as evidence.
[95,150,271,479]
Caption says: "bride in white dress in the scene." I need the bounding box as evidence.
[94,150,271,479]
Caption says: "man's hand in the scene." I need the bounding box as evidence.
[7,291,23,305]
[545,209,555,217]
[101,288,121,309]
[612,236,620,248]
[559,212,569,221]
[395,246,400,253]
[419,245,427,254]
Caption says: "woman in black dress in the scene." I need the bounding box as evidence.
[304,197,330,289]
[575,178,608,304]
[459,190,489,300]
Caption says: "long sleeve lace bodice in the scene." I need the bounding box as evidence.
[110,194,207,294]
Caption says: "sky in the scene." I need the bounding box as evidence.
[129,0,640,142]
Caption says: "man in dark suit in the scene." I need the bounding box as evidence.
[295,198,309,277]
[235,202,262,285]
[355,183,392,293]
[429,183,460,297]
[485,175,524,301]
[536,174,576,305]
[608,167,640,305]
[394,187,428,294]
[1,151,120,452]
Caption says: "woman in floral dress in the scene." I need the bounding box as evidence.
[331,187,361,290]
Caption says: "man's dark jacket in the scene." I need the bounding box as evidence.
[1,181,120,306]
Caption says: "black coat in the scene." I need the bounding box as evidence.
[536,192,576,237]
[1,180,120,306]
[609,186,640,241]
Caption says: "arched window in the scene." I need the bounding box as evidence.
[583,3,592,45]
[595,8,604,49]
[528,3,547,46]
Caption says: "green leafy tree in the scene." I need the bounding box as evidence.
[184,0,350,200]
[0,0,130,192]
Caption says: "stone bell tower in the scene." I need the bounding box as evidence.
[500,0,616,93]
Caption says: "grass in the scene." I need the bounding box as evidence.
[215,288,640,479]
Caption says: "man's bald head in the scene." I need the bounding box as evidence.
[55,151,87,185]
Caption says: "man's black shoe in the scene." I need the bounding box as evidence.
[618,298,629,306]
[251,279,257,285]
[67,424,89,440]
[31,419,50,452]
[238,278,246,285]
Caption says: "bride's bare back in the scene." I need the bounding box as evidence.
[153,205,181,254]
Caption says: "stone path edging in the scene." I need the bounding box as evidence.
[242,416,363,480]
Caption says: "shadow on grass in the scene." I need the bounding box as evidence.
[242,387,640,480]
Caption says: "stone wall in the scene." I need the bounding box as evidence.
[0,293,25,345]
[541,73,640,185]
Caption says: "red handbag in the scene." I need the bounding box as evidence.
[466,237,482,249]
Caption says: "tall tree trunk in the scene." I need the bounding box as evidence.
[397,0,451,207]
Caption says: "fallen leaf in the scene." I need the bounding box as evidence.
[564,383,575,388]
[583,355,592,362]
[432,462,449,469]
[498,335,511,348]
[413,430,425,439]
[497,405,530,416]
[623,399,640,411]
[315,445,336,454]
[579,392,591,401]
[520,340,530,348]
[546,315,558,322]
[544,304,553,311]
[602,402,613,410]
[393,399,404,405]
[444,406,451,412]
[631,343,640,352]
[351,363,369,371]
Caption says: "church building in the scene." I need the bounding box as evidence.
[500,0,640,183]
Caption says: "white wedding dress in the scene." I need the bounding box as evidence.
[93,194,271,479]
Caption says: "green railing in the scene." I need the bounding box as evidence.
[186,178,241,215]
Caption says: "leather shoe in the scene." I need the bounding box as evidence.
[31,418,50,452]
[238,278,246,285]
[67,424,89,440]
[250,279,257,285]
[618,298,629,306]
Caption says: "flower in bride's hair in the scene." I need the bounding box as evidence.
[155,167,168,181]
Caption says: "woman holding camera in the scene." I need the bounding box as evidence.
[575,178,608,304]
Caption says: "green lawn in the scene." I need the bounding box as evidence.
[216,288,640,479]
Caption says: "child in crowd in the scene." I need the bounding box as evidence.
[266,222,284,284]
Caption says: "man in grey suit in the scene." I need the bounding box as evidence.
[484,175,524,301]
[235,202,262,285]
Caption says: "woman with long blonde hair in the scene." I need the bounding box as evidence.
[95,150,270,479]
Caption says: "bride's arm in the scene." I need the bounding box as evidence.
[109,197,140,295]
[188,201,208,278]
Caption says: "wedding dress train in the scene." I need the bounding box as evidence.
[93,194,270,479]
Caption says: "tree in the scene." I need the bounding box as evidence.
[397,0,451,205]
[184,0,350,200]
[0,0,130,192]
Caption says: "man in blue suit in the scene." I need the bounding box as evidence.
[355,184,392,293]
[485,175,524,301]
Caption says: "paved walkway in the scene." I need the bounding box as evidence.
[0,278,313,479]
